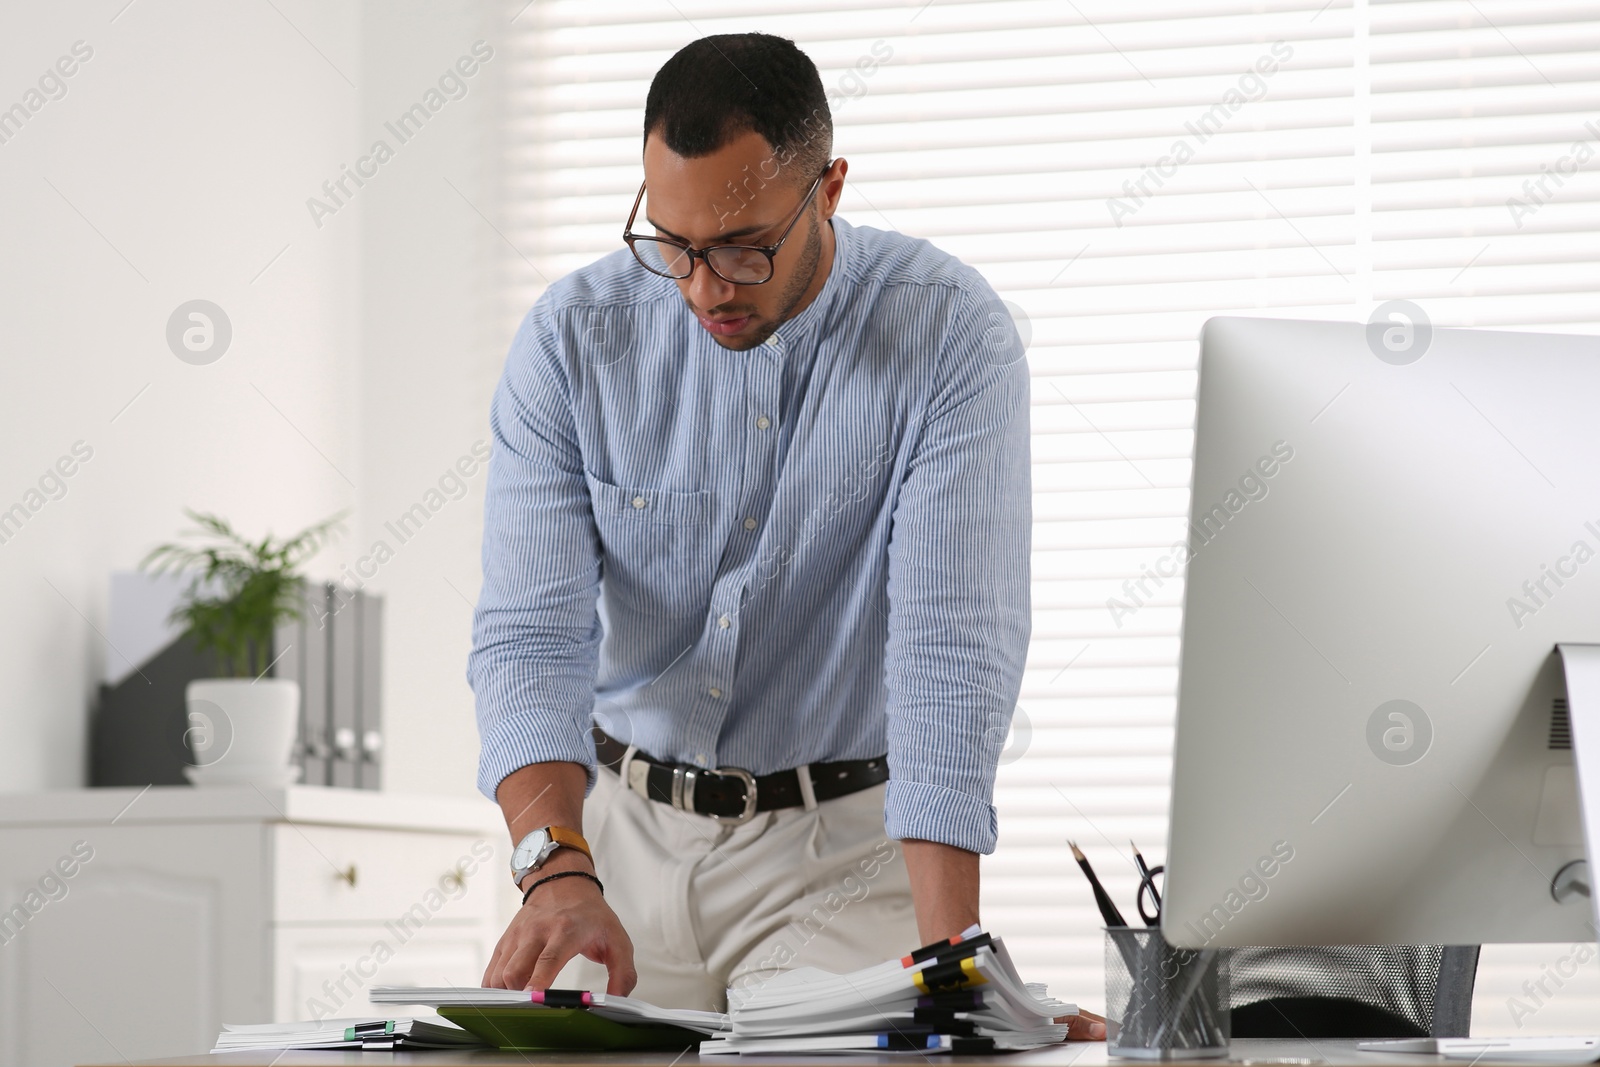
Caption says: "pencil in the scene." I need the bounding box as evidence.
[1068,841,1128,928]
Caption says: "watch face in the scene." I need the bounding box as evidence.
[511,828,552,871]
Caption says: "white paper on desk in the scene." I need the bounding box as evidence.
[725,925,984,1006]
[722,930,1072,1052]
[367,986,729,1035]
[726,966,837,1011]
[211,1016,481,1052]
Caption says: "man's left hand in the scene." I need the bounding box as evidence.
[1057,1009,1107,1041]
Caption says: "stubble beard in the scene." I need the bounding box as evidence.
[712,212,822,352]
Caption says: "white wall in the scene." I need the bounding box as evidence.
[350,0,506,800]
[0,0,508,804]
[0,0,362,792]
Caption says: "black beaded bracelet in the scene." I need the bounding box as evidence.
[521,869,604,906]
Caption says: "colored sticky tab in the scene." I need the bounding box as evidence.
[903,935,961,967]
[904,932,993,968]
[914,956,989,993]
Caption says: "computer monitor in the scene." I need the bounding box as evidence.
[1162,315,1600,948]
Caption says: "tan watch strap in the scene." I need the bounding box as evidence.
[548,825,592,861]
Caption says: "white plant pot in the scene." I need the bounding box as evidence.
[183,678,302,787]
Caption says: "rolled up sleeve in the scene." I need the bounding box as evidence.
[881,287,1032,854]
[469,302,604,802]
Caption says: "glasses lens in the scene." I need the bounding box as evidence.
[706,246,773,284]
[633,238,692,278]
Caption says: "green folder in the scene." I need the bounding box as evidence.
[437,1005,705,1051]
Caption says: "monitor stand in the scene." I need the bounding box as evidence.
[1556,643,1600,939]
[1362,645,1600,1056]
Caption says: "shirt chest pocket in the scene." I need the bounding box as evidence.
[585,470,719,620]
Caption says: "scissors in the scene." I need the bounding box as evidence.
[1131,840,1164,926]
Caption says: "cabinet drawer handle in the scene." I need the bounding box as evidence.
[336,864,358,888]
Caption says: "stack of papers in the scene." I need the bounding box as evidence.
[369,986,730,1036]
[704,928,1075,1054]
[211,1017,484,1052]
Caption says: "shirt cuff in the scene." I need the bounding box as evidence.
[476,711,599,803]
[883,778,999,854]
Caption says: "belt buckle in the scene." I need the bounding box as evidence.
[706,766,758,825]
[670,766,697,811]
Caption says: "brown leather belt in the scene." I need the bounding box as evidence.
[592,727,888,825]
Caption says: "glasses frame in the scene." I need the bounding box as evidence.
[622,160,834,285]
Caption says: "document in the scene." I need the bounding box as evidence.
[703,928,1075,1054]
[368,986,730,1036]
[368,928,1074,1055]
[210,1017,484,1052]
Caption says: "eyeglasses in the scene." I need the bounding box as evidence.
[623,161,833,285]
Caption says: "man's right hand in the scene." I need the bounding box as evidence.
[481,850,638,993]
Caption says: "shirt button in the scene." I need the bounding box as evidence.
[718,615,731,629]
[743,517,757,530]
[631,496,647,509]
[755,415,771,430]
[696,753,708,767]
[709,687,723,699]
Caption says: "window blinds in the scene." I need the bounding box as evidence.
[501,0,1600,1030]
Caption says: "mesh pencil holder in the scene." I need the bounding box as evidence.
[1104,927,1231,1059]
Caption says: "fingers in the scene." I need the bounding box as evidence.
[525,939,578,992]
[604,954,639,996]
[483,893,631,992]
[1063,1010,1107,1042]
[490,935,563,991]
[602,926,637,996]
[481,933,512,989]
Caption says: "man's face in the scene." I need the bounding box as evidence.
[640,129,842,350]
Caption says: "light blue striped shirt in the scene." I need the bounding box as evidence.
[469,216,1030,853]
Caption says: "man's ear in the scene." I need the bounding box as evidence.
[819,158,849,220]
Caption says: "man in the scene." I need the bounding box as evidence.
[469,31,1049,1015]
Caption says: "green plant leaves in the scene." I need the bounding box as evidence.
[140,508,347,678]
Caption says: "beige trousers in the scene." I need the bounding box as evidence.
[554,761,918,1010]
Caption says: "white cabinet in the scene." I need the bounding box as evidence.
[271,925,489,1022]
[0,786,510,1067]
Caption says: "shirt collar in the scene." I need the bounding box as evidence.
[757,215,850,355]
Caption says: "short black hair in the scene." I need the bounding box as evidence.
[643,33,832,185]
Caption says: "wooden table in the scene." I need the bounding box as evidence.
[82,1038,1591,1067]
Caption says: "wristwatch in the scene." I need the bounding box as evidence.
[509,826,592,889]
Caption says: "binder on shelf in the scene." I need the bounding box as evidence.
[358,587,383,789]
[273,581,384,790]
[273,594,324,786]
[328,583,360,789]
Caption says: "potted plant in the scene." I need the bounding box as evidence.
[141,509,344,785]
